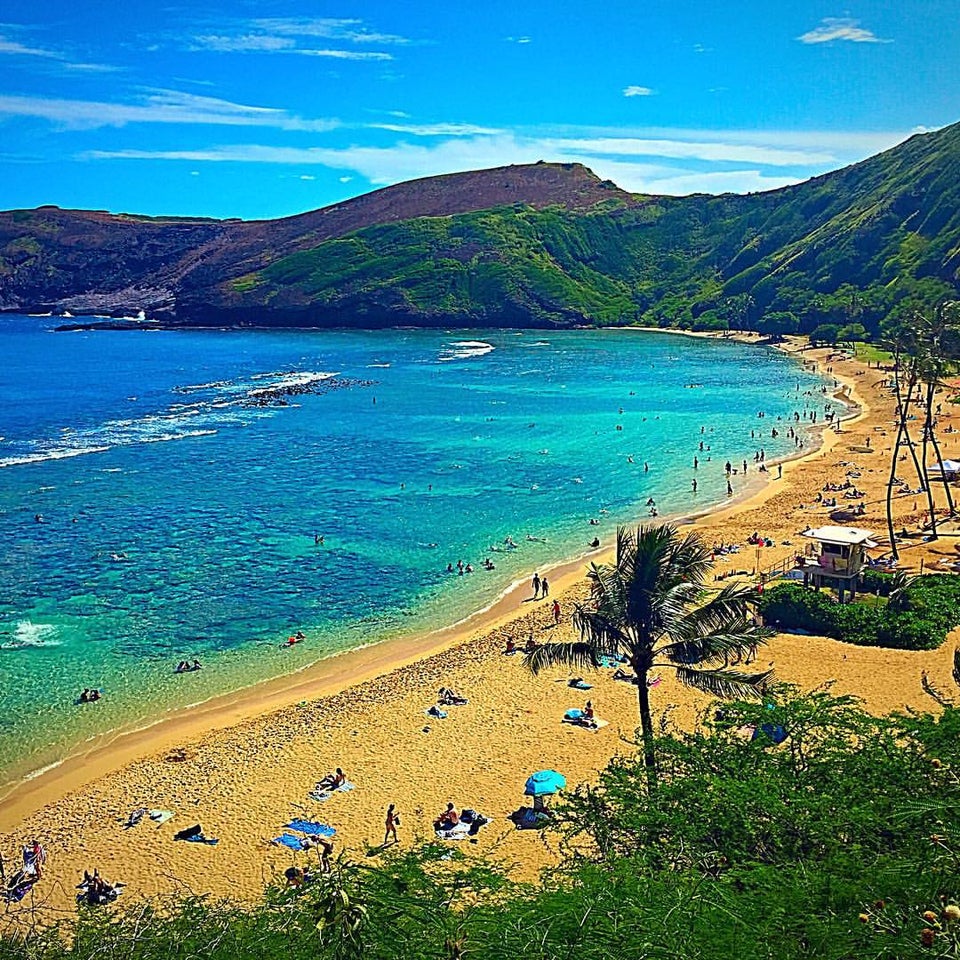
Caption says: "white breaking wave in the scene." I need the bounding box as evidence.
[1,366,340,469]
[0,621,61,651]
[439,341,495,362]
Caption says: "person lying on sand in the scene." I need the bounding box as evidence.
[438,687,467,706]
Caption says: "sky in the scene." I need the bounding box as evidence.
[1,1,958,220]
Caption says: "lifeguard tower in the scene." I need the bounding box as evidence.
[797,526,878,602]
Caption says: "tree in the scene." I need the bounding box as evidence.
[810,323,840,346]
[836,322,868,343]
[757,311,799,341]
[524,525,773,788]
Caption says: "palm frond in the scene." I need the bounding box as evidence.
[523,641,604,676]
[659,621,773,666]
[674,666,774,700]
[572,603,633,655]
[666,583,764,643]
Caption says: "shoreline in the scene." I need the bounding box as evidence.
[0,335,850,828]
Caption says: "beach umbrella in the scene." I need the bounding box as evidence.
[524,769,566,796]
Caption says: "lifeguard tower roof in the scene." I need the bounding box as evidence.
[801,526,878,547]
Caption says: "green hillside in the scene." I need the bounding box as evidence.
[206,123,960,333]
[1,124,959,332]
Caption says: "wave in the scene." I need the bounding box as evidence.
[0,445,110,468]
[1,367,342,469]
[439,341,495,362]
[0,621,61,651]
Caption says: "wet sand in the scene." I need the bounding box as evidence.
[3,337,959,926]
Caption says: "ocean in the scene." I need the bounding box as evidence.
[0,317,831,788]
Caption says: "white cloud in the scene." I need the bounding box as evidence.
[505,36,532,44]
[0,35,59,59]
[80,125,922,198]
[0,90,340,132]
[299,174,315,180]
[623,86,654,97]
[193,34,296,53]
[369,121,504,137]
[0,32,116,72]
[252,18,410,45]
[299,49,393,61]
[798,18,890,44]
[537,136,837,166]
[188,16,408,60]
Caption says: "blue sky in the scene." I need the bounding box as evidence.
[1,1,957,219]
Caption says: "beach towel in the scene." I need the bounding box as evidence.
[426,705,448,719]
[562,710,608,731]
[286,819,336,837]
[148,809,174,825]
[310,781,355,803]
[510,807,551,830]
[272,833,307,851]
[435,821,472,841]
[183,835,219,845]
[568,679,592,690]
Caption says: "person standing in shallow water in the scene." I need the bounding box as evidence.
[531,572,541,599]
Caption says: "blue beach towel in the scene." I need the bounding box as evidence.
[564,709,584,721]
[286,819,336,837]
[568,680,592,691]
[426,705,448,719]
[272,833,306,850]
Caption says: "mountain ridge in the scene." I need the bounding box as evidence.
[1,125,958,334]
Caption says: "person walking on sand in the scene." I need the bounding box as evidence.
[540,576,550,597]
[552,598,561,624]
[532,572,541,599]
[384,804,400,846]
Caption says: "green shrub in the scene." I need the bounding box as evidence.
[758,575,960,650]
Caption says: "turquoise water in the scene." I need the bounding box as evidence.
[0,318,829,786]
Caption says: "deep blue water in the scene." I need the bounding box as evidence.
[0,317,829,785]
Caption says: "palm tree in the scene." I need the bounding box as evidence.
[525,525,774,788]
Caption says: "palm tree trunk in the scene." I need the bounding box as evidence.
[636,670,657,792]
[886,356,905,561]
[898,364,937,537]
[926,380,956,515]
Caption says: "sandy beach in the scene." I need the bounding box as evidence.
[3,336,960,927]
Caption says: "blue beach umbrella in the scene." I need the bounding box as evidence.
[524,769,566,796]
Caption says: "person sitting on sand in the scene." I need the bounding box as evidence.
[579,700,598,729]
[612,668,637,683]
[434,803,459,831]
[284,865,316,888]
[525,636,538,653]
[504,638,517,654]
[317,768,346,791]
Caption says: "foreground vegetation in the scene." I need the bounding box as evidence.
[3,689,958,959]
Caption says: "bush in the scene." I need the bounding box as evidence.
[758,576,960,650]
